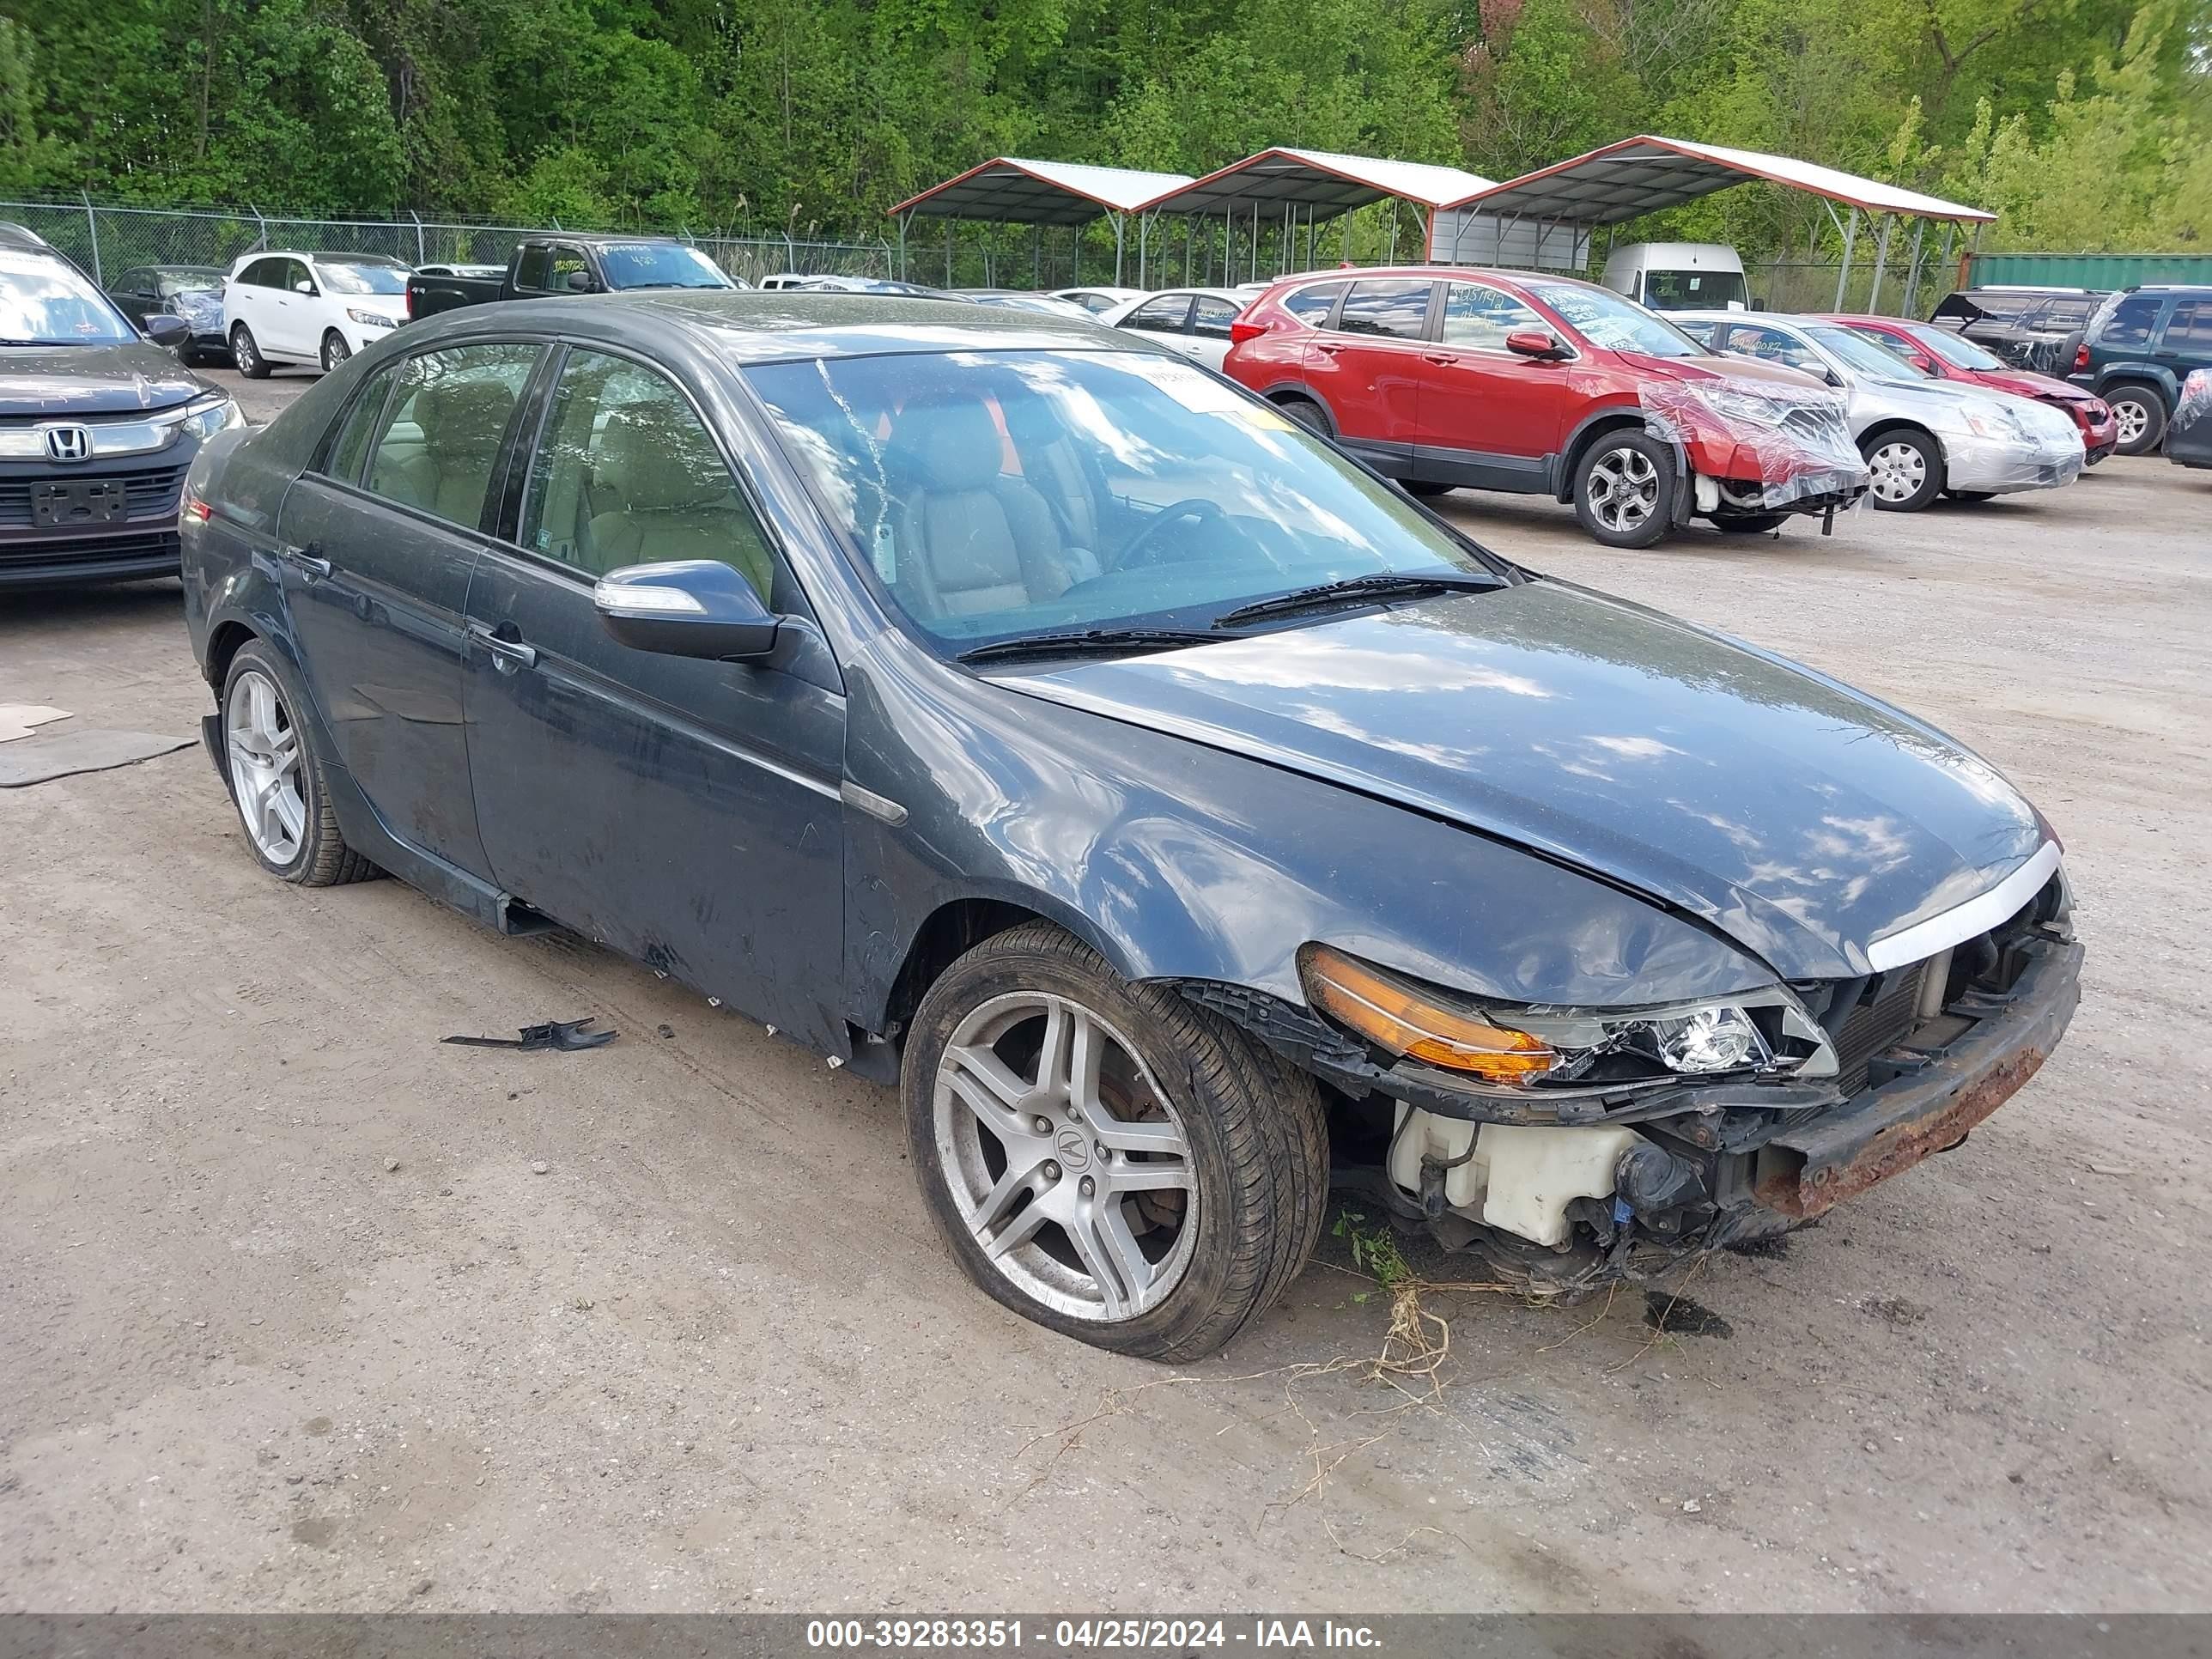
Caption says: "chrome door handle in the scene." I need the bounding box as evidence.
[281,542,331,580]
[468,622,538,672]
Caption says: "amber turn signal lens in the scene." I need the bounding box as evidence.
[1298,945,1557,1083]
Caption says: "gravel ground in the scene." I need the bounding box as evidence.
[2,448,2206,1614]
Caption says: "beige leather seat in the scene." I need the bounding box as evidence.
[582,404,775,597]
[372,377,517,526]
[886,401,1074,620]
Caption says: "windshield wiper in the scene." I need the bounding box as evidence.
[1211,571,1498,629]
[956,628,1230,665]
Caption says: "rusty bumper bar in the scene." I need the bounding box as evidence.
[1754,937,2083,1219]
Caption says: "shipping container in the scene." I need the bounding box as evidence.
[1960,252,2212,290]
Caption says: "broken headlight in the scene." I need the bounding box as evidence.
[1299,945,1833,1089]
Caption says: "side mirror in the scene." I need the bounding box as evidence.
[594,560,780,661]
[566,270,598,293]
[1504,329,1565,360]
[294,280,316,295]
[1820,365,1844,388]
[143,313,191,349]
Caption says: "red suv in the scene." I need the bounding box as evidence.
[1822,313,2118,465]
[1221,266,1869,548]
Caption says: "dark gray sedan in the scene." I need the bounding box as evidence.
[179,294,2081,1360]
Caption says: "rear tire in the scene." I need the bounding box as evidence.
[1571,429,1675,549]
[903,920,1328,1362]
[220,641,376,886]
[319,330,351,374]
[1862,428,1943,511]
[2106,386,2166,456]
[1275,394,1332,436]
[230,323,270,380]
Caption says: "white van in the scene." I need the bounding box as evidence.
[1601,243,1749,312]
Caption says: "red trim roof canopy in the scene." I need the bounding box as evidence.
[1142,147,1495,219]
[1443,135,1995,224]
[889,158,1194,225]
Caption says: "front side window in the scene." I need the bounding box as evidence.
[1280,282,1343,325]
[1441,283,1547,350]
[595,243,731,290]
[1723,324,1828,376]
[1334,280,1431,340]
[520,348,776,598]
[1805,323,1930,380]
[283,259,314,295]
[2092,291,2162,348]
[549,246,591,289]
[746,348,1503,654]
[363,343,542,529]
[317,258,406,295]
[1521,280,1698,358]
[1191,296,1240,340]
[1902,322,2004,371]
[1123,295,1193,331]
[0,248,137,345]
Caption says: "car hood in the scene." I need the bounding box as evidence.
[1973,368,2098,405]
[0,342,210,417]
[991,581,2047,981]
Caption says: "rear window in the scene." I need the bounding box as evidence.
[2092,292,2164,348]
[1334,279,1431,340]
[1280,282,1344,325]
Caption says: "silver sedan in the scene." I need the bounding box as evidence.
[1674,311,2084,510]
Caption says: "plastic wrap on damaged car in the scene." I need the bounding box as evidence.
[2175,369,2212,436]
[1638,380,1869,511]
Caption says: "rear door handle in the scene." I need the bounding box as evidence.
[468,621,538,672]
[281,542,331,580]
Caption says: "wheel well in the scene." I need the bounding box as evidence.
[204,620,257,691]
[1557,413,1654,502]
[879,897,1048,1046]
[1857,419,1938,454]
[2101,377,2168,411]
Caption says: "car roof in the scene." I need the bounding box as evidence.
[393,289,1138,365]
[0,221,57,253]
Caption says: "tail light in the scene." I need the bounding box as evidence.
[1229,319,1269,344]
[2072,341,2088,372]
[182,488,213,525]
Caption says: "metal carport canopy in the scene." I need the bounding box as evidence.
[888,157,1194,225]
[1141,147,1495,216]
[1439,134,1993,224]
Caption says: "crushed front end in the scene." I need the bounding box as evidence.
[1189,860,2079,1294]
[1641,379,1872,531]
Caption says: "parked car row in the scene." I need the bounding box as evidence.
[172,285,2084,1359]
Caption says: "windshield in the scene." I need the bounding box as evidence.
[1904,322,2004,371]
[1523,280,1701,357]
[1639,269,1749,311]
[598,244,732,289]
[318,260,407,295]
[0,250,137,344]
[1806,323,1930,380]
[744,349,1502,653]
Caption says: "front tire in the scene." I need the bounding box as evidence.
[220,642,375,886]
[320,330,352,374]
[904,921,1328,1362]
[1572,430,1675,549]
[1862,428,1943,511]
[230,323,270,380]
[2106,386,2166,455]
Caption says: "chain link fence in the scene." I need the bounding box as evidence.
[0,197,899,287]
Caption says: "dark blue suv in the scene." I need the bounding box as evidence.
[2069,285,2212,454]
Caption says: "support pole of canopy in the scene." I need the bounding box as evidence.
[1109,211,1125,286]
[1900,217,1927,317]
[1032,222,1041,289]
[945,217,955,289]
[1249,198,1259,285]
[1936,222,1956,294]
[896,211,908,283]
[1834,207,1859,310]
[1868,215,1894,313]
[1138,212,1149,289]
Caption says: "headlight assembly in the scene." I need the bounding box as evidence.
[1298,944,1832,1089]
[177,392,246,441]
[346,307,396,328]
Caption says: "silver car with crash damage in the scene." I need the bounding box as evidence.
[1675,310,2085,512]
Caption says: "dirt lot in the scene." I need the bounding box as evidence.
[3,441,2208,1615]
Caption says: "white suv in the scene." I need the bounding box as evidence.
[222,252,410,377]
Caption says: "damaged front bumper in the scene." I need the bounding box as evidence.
[1188,925,2081,1293]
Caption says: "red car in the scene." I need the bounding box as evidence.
[1220,265,1869,548]
[1822,313,2118,465]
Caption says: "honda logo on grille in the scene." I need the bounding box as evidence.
[44,424,92,463]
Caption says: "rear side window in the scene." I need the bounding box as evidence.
[1335,280,1432,340]
[324,364,398,483]
[1281,282,1344,325]
[1191,296,1240,341]
[362,343,543,529]
[514,246,550,290]
[1122,295,1193,331]
[2094,292,2162,348]
[2163,298,2212,349]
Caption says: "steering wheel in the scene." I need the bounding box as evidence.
[1113,497,1227,570]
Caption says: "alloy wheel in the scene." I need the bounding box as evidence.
[225,668,307,866]
[1585,446,1660,534]
[2112,399,2148,447]
[232,326,258,374]
[322,332,350,372]
[933,991,1197,1322]
[1869,440,1928,504]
